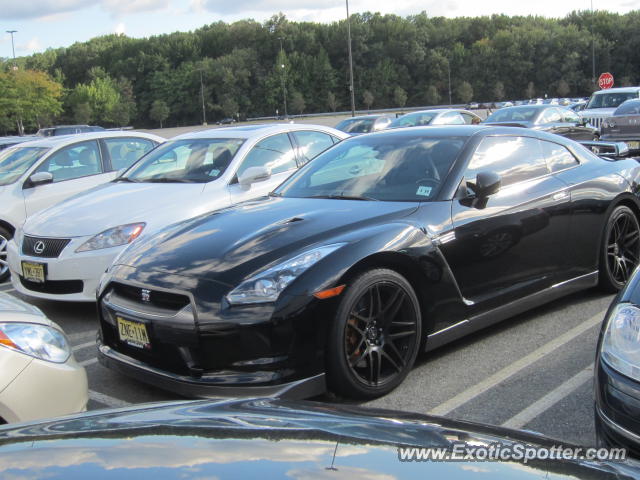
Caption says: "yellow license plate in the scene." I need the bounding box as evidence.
[21,261,45,283]
[117,316,150,349]
[628,141,640,149]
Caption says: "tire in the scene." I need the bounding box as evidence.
[0,226,12,283]
[326,268,422,399]
[599,205,640,292]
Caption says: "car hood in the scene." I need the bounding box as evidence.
[0,398,634,479]
[23,181,222,238]
[582,108,617,118]
[116,196,420,282]
[0,292,45,319]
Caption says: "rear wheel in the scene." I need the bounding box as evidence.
[599,205,640,292]
[0,226,11,283]
[326,269,421,399]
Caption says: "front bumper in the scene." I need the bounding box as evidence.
[8,239,122,302]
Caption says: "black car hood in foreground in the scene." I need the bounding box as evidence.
[114,196,421,283]
[0,398,636,479]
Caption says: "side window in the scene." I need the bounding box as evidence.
[465,136,548,187]
[538,108,562,124]
[541,141,579,173]
[36,140,102,183]
[104,138,156,171]
[434,112,465,125]
[460,112,480,125]
[292,131,335,166]
[237,133,296,178]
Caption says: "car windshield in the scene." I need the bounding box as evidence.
[275,134,466,202]
[614,100,640,116]
[586,92,639,109]
[0,147,49,186]
[335,118,377,134]
[124,138,244,183]
[485,107,539,123]
[389,112,438,128]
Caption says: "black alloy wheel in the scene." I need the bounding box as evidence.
[600,205,640,292]
[327,269,421,399]
[0,226,11,283]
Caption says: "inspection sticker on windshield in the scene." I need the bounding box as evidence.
[416,186,432,196]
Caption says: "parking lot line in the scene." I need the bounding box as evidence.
[80,358,98,367]
[67,331,96,343]
[501,364,594,429]
[72,340,95,352]
[429,311,604,416]
[88,390,131,408]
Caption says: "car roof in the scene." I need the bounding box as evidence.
[173,123,345,140]
[593,86,640,94]
[8,131,164,148]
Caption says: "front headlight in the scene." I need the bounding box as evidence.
[601,303,640,382]
[0,322,71,363]
[76,223,145,252]
[226,243,345,305]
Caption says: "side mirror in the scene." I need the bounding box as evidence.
[238,166,271,187]
[24,171,53,189]
[467,171,501,198]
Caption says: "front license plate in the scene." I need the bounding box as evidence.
[21,261,46,283]
[117,316,151,349]
[627,141,640,149]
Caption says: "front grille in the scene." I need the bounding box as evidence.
[22,236,71,258]
[20,276,83,294]
[110,282,190,312]
[585,116,604,129]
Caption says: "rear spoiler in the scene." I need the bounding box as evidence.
[578,141,631,158]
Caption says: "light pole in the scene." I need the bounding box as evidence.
[6,30,17,69]
[346,0,356,117]
[278,37,288,118]
[199,69,207,125]
[446,58,452,106]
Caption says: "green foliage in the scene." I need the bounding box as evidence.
[290,91,306,114]
[149,99,169,127]
[393,86,408,108]
[457,81,474,103]
[362,90,374,110]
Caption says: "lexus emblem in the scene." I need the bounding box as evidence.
[141,289,151,302]
[34,241,46,255]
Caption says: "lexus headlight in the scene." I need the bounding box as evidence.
[76,223,145,252]
[0,322,71,363]
[226,244,345,305]
[601,303,640,381]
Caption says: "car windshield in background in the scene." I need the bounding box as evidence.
[485,107,539,123]
[586,92,638,109]
[389,112,438,128]
[276,134,466,202]
[0,147,49,186]
[335,118,376,133]
[614,100,640,115]
[124,138,244,183]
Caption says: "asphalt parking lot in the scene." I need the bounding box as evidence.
[0,280,613,447]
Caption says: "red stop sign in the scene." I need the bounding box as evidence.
[598,72,614,90]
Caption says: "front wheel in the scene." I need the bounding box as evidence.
[0,226,12,283]
[599,205,640,292]
[326,269,422,399]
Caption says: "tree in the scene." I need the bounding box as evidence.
[290,91,305,115]
[327,92,338,112]
[557,79,570,97]
[149,99,170,128]
[362,90,374,111]
[493,81,505,101]
[425,85,440,105]
[73,103,92,124]
[525,82,536,99]
[393,86,408,109]
[456,81,473,104]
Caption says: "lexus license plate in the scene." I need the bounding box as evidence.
[21,261,46,283]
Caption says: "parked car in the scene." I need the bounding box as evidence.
[97,126,640,399]
[0,131,164,282]
[0,292,87,423]
[569,101,588,112]
[0,135,39,151]
[389,109,481,128]
[216,118,236,125]
[334,114,394,134]
[8,124,348,302]
[1,397,637,479]
[36,125,105,136]
[580,86,640,131]
[595,265,640,456]
[483,105,599,140]
[600,99,640,151]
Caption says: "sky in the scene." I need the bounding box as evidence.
[0,0,637,58]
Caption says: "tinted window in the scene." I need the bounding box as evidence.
[615,100,640,116]
[36,140,102,182]
[465,136,548,187]
[104,138,156,171]
[292,131,335,166]
[335,118,376,133]
[541,141,579,172]
[460,112,480,125]
[559,108,581,123]
[237,133,296,178]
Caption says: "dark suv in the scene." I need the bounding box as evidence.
[36,125,105,137]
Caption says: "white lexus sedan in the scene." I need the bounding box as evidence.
[0,293,88,423]
[8,124,347,302]
[0,131,165,282]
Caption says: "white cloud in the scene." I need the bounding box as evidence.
[0,0,96,19]
[115,22,126,35]
[19,37,42,52]
[102,0,170,16]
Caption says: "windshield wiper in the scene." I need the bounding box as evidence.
[309,194,379,201]
[113,177,138,183]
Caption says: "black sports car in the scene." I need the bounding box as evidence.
[601,99,640,152]
[0,397,638,479]
[98,125,640,399]
[483,105,599,140]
